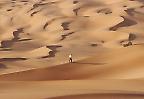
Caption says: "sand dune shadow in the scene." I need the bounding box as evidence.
[18,38,32,42]
[0,58,27,62]
[0,48,12,51]
[0,63,7,69]
[134,43,144,45]
[0,40,14,48]
[73,62,105,65]
[41,45,62,58]
[109,16,137,31]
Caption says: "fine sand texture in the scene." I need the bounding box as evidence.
[0,0,144,99]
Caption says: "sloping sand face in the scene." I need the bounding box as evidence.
[48,94,144,99]
[0,0,144,99]
[0,0,143,73]
[0,80,144,99]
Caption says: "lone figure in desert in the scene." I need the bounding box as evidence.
[69,54,73,63]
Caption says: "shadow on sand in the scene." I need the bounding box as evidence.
[109,16,137,31]
[134,43,144,45]
[0,48,12,51]
[18,38,32,42]
[73,62,105,65]
[0,63,7,69]
[0,58,27,62]
[41,45,62,58]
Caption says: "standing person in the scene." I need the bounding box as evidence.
[69,54,73,63]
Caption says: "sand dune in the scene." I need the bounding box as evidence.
[0,46,144,80]
[0,0,144,98]
[48,93,144,99]
[0,80,144,99]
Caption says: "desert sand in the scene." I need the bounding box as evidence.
[0,0,144,99]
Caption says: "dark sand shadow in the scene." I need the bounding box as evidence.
[73,1,79,4]
[60,32,75,41]
[0,48,12,51]
[28,3,41,12]
[20,0,28,2]
[0,63,7,69]
[73,62,105,65]
[12,28,24,41]
[0,40,14,48]
[90,43,98,47]
[61,22,71,30]
[18,38,32,42]
[134,43,144,45]
[73,1,104,16]
[43,22,49,30]
[125,8,144,16]
[0,28,30,48]
[43,16,65,30]
[125,8,135,16]
[27,2,55,12]
[0,38,31,48]
[0,28,24,48]
[109,16,137,31]
[24,3,28,5]
[97,8,112,14]
[46,45,62,51]
[41,45,62,58]
[140,5,144,8]
[41,51,55,58]
[31,10,42,16]
[7,9,13,11]
[0,58,27,62]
